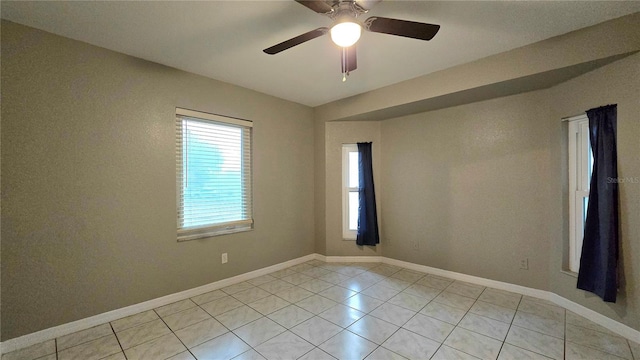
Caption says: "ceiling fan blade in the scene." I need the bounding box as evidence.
[341,45,357,73]
[355,0,382,11]
[365,16,440,41]
[295,0,334,14]
[263,27,329,55]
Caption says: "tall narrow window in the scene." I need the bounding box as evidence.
[176,108,253,241]
[342,144,359,240]
[568,114,592,272]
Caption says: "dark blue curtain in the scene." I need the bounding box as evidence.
[577,104,619,302]
[356,142,379,246]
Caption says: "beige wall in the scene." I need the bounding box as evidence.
[380,91,552,291]
[322,121,382,257]
[378,54,640,331]
[0,21,315,340]
[314,118,327,255]
[2,14,640,343]
[548,53,640,330]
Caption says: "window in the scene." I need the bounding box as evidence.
[176,108,253,241]
[342,144,359,240]
[568,115,592,272]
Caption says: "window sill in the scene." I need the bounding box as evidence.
[178,226,253,242]
[561,270,578,278]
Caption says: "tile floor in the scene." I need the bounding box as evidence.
[4,260,640,360]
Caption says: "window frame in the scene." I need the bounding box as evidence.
[567,114,591,273]
[176,108,253,241]
[342,144,359,240]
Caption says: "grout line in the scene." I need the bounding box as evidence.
[109,323,126,359]
[564,305,568,360]
[47,260,632,360]
[496,288,524,358]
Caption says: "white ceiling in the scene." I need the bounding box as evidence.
[2,1,639,107]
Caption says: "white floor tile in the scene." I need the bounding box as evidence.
[477,288,521,310]
[566,342,629,360]
[190,332,251,360]
[291,316,343,346]
[420,301,466,325]
[174,318,228,349]
[111,310,159,332]
[233,317,286,347]
[297,347,337,360]
[58,334,122,360]
[56,324,113,351]
[167,351,197,360]
[267,304,314,328]
[365,346,409,360]
[116,319,171,349]
[369,303,416,327]
[191,290,227,305]
[155,299,197,318]
[347,315,400,345]
[402,313,454,342]
[3,340,56,360]
[124,333,186,360]
[382,328,440,360]
[254,331,314,360]
[512,310,564,339]
[15,260,640,360]
[214,305,263,330]
[444,327,503,360]
[320,330,378,360]
[505,325,564,360]
[432,345,481,360]
[498,343,553,360]
[247,295,290,315]
[565,324,632,359]
[458,313,510,341]
[469,300,515,324]
[163,306,212,332]
[232,349,266,360]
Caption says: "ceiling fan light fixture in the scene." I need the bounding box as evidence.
[330,21,361,47]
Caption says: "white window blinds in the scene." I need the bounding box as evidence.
[176,108,253,241]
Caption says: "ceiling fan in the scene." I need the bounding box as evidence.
[263,0,440,81]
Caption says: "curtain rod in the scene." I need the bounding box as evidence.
[561,113,587,122]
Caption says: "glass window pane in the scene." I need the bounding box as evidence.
[349,151,359,188]
[588,141,594,188]
[182,119,244,228]
[349,191,359,230]
[583,196,589,225]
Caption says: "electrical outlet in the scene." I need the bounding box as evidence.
[519,258,528,270]
[222,253,228,264]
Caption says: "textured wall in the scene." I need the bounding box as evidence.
[548,53,640,331]
[323,121,382,257]
[380,91,553,291]
[378,54,639,331]
[1,21,315,340]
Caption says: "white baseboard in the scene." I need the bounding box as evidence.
[382,258,551,300]
[383,257,640,343]
[3,253,639,354]
[320,255,383,263]
[551,294,640,343]
[0,254,315,354]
